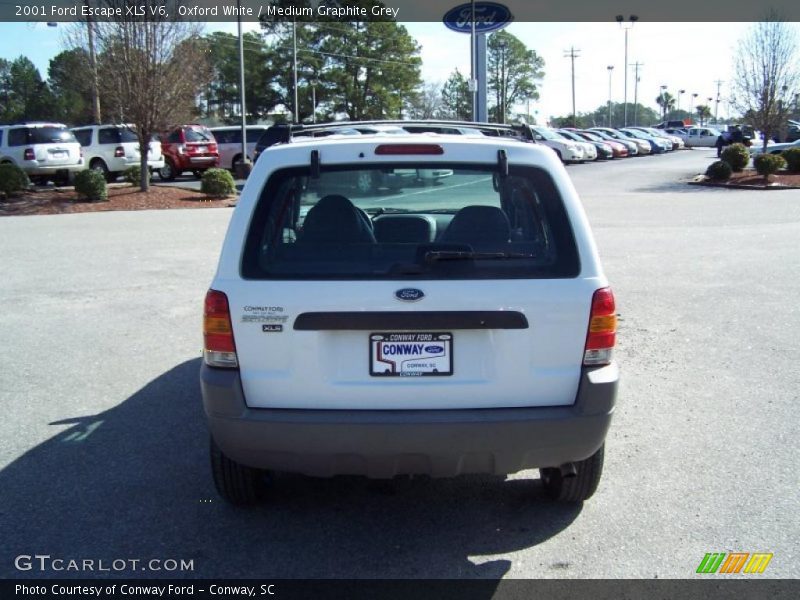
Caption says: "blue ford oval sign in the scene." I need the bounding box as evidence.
[395,288,425,302]
[443,2,513,34]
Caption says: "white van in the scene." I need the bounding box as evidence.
[209,125,268,171]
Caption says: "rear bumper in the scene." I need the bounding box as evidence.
[201,363,618,478]
[24,162,84,175]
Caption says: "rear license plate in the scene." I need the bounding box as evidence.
[50,151,66,159]
[197,146,207,153]
[370,332,452,377]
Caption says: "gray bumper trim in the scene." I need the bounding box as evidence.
[201,363,617,478]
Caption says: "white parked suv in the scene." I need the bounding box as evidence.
[0,122,83,184]
[71,124,164,182]
[201,121,618,505]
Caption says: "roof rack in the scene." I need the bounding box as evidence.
[263,119,536,147]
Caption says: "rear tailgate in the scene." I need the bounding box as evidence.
[225,279,595,410]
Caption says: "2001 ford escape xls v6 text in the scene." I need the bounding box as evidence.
[201,121,618,505]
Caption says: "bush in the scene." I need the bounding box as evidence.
[753,153,786,182]
[781,147,800,173]
[74,169,108,202]
[123,165,150,186]
[201,168,236,198]
[0,163,30,198]
[705,160,732,181]
[720,143,750,172]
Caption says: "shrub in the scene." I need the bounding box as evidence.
[781,147,800,173]
[753,153,786,182]
[705,160,732,181]
[74,169,108,202]
[123,165,150,186]
[720,143,750,172]
[201,168,236,198]
[0,163,30,198]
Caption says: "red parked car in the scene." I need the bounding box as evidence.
[158,125,219,180]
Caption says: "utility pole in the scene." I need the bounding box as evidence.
[607,65,614,127]
[631,61,643,125]
[564,47,581,128]
[714,79,724,124]
[85,1,100,123]
[292,18,299,123]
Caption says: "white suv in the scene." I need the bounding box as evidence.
[201,122,618,505]
[0,122,83,184]
[71,124,164,182]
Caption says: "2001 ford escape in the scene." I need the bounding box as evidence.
[201,121,618,505]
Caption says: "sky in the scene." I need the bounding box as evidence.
[1,20,794,124]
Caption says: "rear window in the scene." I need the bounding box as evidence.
[185,127,214,142]
[29,127,76,144]
[99,127,138,144]
[241,164,579,280]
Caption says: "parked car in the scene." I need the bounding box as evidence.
[576,130,629,158]
[628,126,684,150]
[558,129,612,159]
[158,124,219,180]
[749,138,800,158]
[201,120,618,505]
[529,126,585,163]
[619,128,670,153]
[550,129,598,161]
[71,124,164,182]
[682,127,722,148]
[590,128,650,155]
[209,125,269,171]
[0,122,83,185]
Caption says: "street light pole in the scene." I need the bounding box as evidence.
[237,0,248,175]
[616,14,637,127]
[678,89,685,115]
[607,65,614,127]
[692,92,699,123]
[498,38,508,124]
[311,80,317,123]
[292,19,299,123]
[564,47,581,128]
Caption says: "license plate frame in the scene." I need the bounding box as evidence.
[369,332,453,377]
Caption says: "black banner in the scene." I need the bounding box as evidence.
[2,579,799,600]
[3,0,800,23]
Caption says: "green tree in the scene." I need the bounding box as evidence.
[48,49,94,125]
[0,58,13,122]
[487,31,544,123]
[696,105,712,126]
[440,69,470,120]
[204,31,281,122]
[3,56,53,122]
[656,91,676,121]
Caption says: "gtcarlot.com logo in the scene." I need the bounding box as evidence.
[15,554,194,573]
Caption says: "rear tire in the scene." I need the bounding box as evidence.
[210,437,266,506]
[158,161,176,181]
[193,170,204,180]
[540,444,604,502]
[90,159,111,182]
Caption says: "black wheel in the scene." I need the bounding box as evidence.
[158,160,176,181]
[231,154,243,172]
[193,170,204,180]
[540,444,604,502]
[90,159,111,182]
[210,437,267,506]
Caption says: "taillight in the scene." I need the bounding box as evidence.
[583,287,617,366]
[23,148,35,161]
[203,290,238,368]
[114,146,125,158]
[375,144,444,155]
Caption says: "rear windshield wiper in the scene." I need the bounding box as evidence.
[424,250,536,263]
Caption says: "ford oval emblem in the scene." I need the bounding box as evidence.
[443,2,514,34]
[395,288,425,302]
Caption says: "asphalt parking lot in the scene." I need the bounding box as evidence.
[1,149,798,579]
